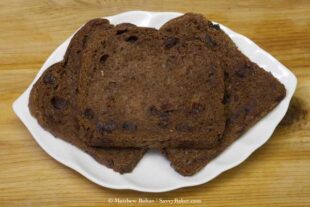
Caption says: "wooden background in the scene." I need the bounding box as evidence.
[0,0,309,206]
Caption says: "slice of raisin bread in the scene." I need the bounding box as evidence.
[29,19,146,173]
[77,21,225,149]
[160,13,286,176]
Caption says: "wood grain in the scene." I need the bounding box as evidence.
[0,0,309,206]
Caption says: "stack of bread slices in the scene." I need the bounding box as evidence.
[29,13,285,176]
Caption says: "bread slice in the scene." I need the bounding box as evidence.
[29,19,146,173]
[77,21,225,149]
[160,13,286,176]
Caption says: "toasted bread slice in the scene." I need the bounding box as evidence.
[29,19,146,173]
[77,20,225,149]
[161,13,286,176]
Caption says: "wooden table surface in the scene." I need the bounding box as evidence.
[1,0,309,206]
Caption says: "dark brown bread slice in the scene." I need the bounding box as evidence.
[29,19,146,173]
[77,21,225,149]
[160,13,286,175]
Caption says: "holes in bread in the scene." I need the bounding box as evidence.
[205,33,217,48]
[96,120,116,134]
[149,103,177,116]
[244,100,257,115]
[235,67,251,78]
[224,71,229,80]
[106,159,114,168]
[100,54,109,64]
[82,35,88,47]
[83,108,94,120]
[51,96,67,109]
[222,92,231,104]
[158,116,170,128]
[43,73,56,85]
[122,122,137,132]
[125,35,138,43]
[160,103,176,114]
[149,105,159,116]
[100,41,106,47]
[116,29,128,35]
[164,37,179,49]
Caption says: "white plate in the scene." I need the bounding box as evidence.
[12,11,297,193]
